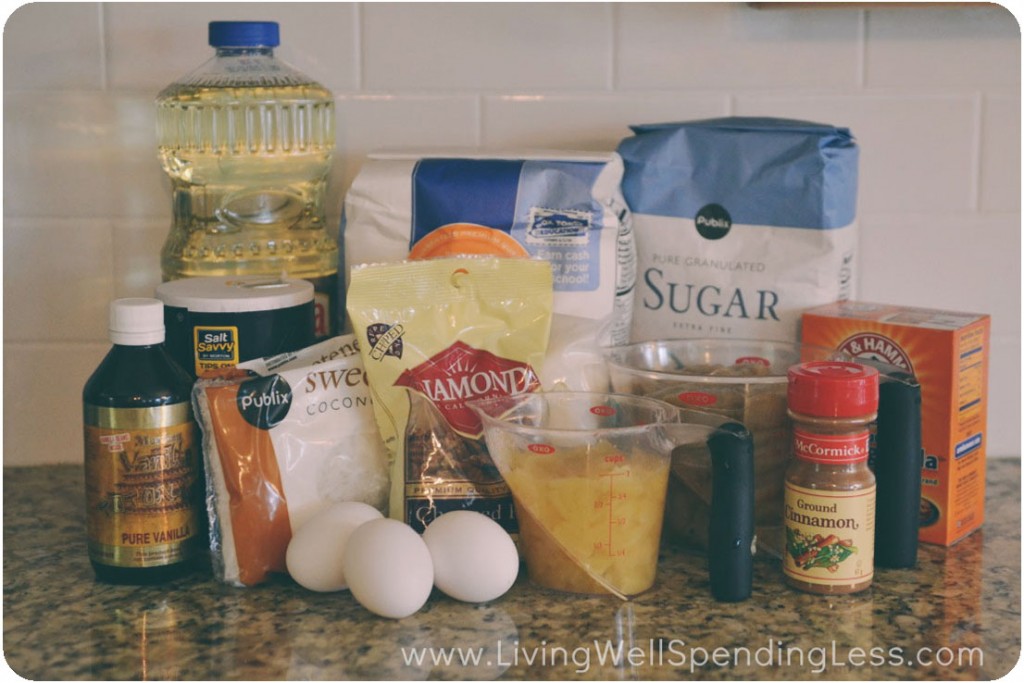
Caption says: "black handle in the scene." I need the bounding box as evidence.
[707,421,755,602]
[874,373,923,568]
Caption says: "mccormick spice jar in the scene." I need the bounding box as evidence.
[783,361,878,595]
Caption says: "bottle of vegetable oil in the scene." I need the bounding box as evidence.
[83,299,201,583]
[156,21,337,338]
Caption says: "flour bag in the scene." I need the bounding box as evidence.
[617,117,858,342]
[340,152,634,390]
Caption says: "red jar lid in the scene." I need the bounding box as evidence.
[787,361,879,418]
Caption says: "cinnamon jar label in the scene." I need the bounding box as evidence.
[783,482,876,586]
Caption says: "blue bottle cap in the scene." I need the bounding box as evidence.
[208,21,280,48]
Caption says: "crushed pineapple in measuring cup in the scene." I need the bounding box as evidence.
[502,441,669,596]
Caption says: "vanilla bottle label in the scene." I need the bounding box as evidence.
[84,403,199,568]
[784,481,876,586]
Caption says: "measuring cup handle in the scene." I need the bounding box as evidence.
[874,374,923,569]
[707,422,755,602]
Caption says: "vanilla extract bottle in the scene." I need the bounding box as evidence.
[83,298,202,583]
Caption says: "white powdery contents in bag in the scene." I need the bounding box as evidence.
[316,432,390,507]
[339,152,636,391]
[618,117,859,343]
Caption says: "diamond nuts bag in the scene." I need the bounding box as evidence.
[617,117,859,343]
[346,257,553,534]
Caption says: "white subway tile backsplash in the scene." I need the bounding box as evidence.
[734,93,978,214]
[857,213,1020,340]
[481,93,728,151]
[858,212,1020,457]
[616,3,861,90]
[331,94,480,212]
[104,3,359,92]
[980,94,1021,213]
[3,343,110,466]
[2,3,1020,462]
[361,3,611,91]
[113,219,167,299]
[4,3,104,91]
[985,336,1021,458]
[864,6,1021,90]
[3,219,115,343]
[3,91,165,219]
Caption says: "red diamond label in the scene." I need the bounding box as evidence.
[394,340,540,436]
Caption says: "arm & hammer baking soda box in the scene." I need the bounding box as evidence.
[801,301,990,546]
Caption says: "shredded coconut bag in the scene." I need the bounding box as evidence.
[617,117,859,343]
[193,334,388,586]
[339,151,634,391]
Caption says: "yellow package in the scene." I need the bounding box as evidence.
[346,257,553,534]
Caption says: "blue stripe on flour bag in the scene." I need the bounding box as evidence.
[617,117,858,230]
[412,159,522,236]
[412,158,606,291]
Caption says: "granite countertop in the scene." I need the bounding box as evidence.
[3,461,1020,680]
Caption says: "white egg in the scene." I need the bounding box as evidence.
[286,501,383,592]
[422,511,519,603]
[342,518,435,619]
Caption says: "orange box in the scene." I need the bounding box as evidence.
[801,301,990,546]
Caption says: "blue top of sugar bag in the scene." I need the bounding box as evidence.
[617,117,858,230]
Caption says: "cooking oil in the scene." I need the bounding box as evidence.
[156,21,337,337]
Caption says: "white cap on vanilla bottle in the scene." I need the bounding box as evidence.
[109,298,165,346]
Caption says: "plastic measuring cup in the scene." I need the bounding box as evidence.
[469,391,754,601]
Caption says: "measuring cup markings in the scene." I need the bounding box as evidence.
[677,391,718,407]
[596,468,631,559]
[501,442,667,597]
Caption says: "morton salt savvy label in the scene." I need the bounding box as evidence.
[618,117,859,343]
[194,326,239,375]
